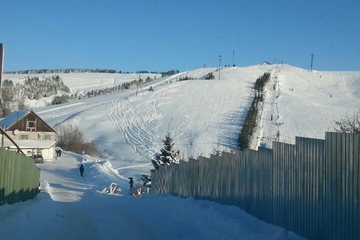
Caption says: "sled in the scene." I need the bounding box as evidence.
[107,183,118,194]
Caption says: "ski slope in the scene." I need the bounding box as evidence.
[1,64,359,240]
[5,64,360,175]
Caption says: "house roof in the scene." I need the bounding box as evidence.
[0,110,29,129]
[0,110,57,134]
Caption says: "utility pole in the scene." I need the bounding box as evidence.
[232,50,235,67]
[310,53,314,72]
[135,74,144,97]
[0,43,4,102]
[218,55,222,80]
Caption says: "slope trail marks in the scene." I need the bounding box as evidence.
[105,88,174,159]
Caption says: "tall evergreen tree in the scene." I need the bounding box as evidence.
[160,132,176,164]
[151,132,180,170]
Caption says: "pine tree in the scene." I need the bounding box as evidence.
[160,132,175,164]
[151,132,180,170]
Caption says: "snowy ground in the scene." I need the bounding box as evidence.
[1,64,359,239]
[1,152,306,240]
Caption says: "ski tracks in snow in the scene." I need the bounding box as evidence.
[105,88,173,160]
[256,66,283,148]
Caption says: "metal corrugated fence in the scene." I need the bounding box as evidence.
[0,148,40,205]
[151,132,360,240]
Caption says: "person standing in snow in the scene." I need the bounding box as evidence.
[129,177,134,190]
[79,163,84,177]
[55,147,63,157]
[55,147,59,157]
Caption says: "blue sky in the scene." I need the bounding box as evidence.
[1,0,359,72]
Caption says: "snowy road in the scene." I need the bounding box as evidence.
[1,152,306,240]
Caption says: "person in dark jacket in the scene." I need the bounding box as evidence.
[55,147,63,157]
[79,163,84,177]
[129,177,134,190]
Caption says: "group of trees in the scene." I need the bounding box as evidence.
[5,68,173,75]
[23,75,70,100]
[203,72,215,80]
[56,124,99,156]
[0,75,70,117]
[51,76,157,104]
[79,76,154,100]
[5,68,159,74]
[161,70,180,77]
[5,68,121,74]
[176,72,216,82]
[179,75,194,81]
[238,72,271,150]
[2,69,219,116]
[0,79,19,116]
[1,74,157,112]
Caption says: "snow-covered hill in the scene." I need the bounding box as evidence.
[4,64,360,177]
[258,65,360,147]
[2,64,358,240]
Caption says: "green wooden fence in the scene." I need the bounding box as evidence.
[0,148,40,205]
[151,132,360,240]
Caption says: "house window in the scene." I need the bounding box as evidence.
[26,119,37,131]
[41,134,51,140]
[19,134,29,140]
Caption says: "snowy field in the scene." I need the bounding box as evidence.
[1,64,359,239]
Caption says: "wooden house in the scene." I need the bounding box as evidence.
[0,110,57,159]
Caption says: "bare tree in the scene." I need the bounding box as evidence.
[56,123,98,156]
[334,109,360,133]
